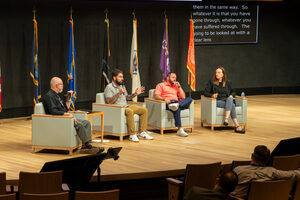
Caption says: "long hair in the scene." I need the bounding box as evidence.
[213,66,227,87]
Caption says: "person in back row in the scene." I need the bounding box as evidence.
[154,72,193,137]
[184,170,239,200]
[104,69,153,142]
[231,145,300,199]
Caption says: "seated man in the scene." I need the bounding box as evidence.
[104,69,153,142]
[154,72,193,137]
[184,171,239,200]
[43,77,104,154]
[231,145,300,199]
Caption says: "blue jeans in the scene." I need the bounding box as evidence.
[217,97,237,119]
[166,97,193,127]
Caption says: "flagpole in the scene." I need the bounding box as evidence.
[32,7,36,115]
[189,12,192,98]
[103,8,109,92]
[132,9,136,20]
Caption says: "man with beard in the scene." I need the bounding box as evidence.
[104,69,153,142]
[154,72,193,137]
[43,77,103,154]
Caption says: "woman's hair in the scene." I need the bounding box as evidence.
[213,66,227,87]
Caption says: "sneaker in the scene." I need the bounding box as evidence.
[177,128,188,137]
[129,134,140,142]
[168,103,179,111]
[139,131,154,140]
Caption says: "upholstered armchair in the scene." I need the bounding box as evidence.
[31,103,85,155]
[144,89,194,135]
[92,93,146,141]
[201,95,247,131]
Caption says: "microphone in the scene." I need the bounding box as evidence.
[120,81,125,87]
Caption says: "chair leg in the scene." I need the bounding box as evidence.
[160,129,164,135]
[69,149,73,156]
[120,135,123,141]
[32,147,35,153]
[244,124,247,131]
[211,126,214,131]
[201,121,203,127]
[190,127,193,132]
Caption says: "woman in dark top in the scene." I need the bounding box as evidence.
[204,67,245,133]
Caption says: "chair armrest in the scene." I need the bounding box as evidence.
[201,95,216,101]
[166,178,183,200]
[93,103,125,108]
[144,98,165,103]
[166,178,184,186]
[62,183,70,192]
[69,111,88,120]
[235,96,248,100]
[69,111,88,114]
[229,195,245,200]
[235,96,248,107]
[32,114,73,119]
[128,101,146,105]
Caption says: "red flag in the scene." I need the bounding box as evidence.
[187,18,196,91]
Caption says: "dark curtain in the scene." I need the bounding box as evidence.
[0,1,300,111]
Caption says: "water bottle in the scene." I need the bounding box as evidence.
[241,92,245,98]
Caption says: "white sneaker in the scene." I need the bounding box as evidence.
[168,103,179,111]
[129,134,139,142]
[177,128,188,137]
[139,131,154,140]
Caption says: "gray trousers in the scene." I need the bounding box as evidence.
[217,97,237,119]
[74,119,92,144]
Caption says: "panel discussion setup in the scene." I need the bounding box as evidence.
[0,0,299,199]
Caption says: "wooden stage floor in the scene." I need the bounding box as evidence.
[1,94,300,182]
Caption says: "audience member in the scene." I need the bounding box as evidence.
[184,170,239,200]
[231,145,300,198]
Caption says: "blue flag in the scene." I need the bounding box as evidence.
[160,18,170,80]
[30,18,41,105]
[67,18,77,111]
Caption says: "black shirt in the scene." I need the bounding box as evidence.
[42,89,68,115]
[204,79,235,101]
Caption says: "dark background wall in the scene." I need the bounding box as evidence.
[0,0,299,118]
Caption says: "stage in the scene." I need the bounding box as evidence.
[1,94,299,182]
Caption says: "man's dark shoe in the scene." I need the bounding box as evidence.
[80,145,105,154]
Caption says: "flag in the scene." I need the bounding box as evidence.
[101,18,110,92]
[130,18,141,102]
[0,64,2,112]
[160,18,171,80]
[67,18,77,111]
[30,18,41,105]
[187,18,196,91]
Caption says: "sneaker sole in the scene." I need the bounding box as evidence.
[129,139,140,142]
[177,133,188,137]
[138,136,154,140]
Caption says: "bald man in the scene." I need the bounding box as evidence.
[42,77,103,154]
